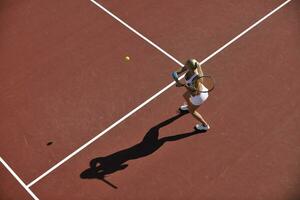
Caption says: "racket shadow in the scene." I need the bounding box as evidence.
[80,111,205,188]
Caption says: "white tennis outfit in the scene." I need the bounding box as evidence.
[185,73,208,106]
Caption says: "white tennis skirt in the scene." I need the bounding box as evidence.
[190,93,208,106]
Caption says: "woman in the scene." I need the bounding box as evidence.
[174,59,210,131]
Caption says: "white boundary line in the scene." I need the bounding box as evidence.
[27,0,291,188]
[90,0,184,67]
[198,0,292,65]
[0,157,39,200]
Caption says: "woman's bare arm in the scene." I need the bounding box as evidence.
[176,66,187,75]
[196,64,204,76]
[195,79,204,94]
[196,63,204,84]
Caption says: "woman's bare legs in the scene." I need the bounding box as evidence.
[182,91,209,126]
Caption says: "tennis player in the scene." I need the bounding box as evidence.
[173,59,210,131]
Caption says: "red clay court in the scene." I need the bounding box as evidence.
[1,0,299,199]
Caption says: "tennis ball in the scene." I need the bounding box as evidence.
[125,56,130,61]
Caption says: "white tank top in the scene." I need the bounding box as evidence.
[185,73,198,87]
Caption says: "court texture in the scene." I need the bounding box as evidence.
[0,0,299,199]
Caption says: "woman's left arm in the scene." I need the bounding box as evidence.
[196,64,204,76]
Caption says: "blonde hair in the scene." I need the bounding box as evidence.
[186,59,200,70]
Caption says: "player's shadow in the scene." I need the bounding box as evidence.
[80,111,205,188]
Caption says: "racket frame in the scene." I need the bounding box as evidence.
[196,75,215,93]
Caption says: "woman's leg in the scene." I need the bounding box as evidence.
[183,92,209,126]
[190,107,209,126]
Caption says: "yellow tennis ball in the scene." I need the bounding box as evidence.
[125,56,130,61]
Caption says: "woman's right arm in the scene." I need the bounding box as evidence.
[176,66,187,75]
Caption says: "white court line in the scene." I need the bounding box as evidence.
[198,0,292,65]
[27,0,291,188]
[90,0,184,67]
[0,157,39,200]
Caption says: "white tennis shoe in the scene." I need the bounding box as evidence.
[195,124,210,131]
[179,104,189,111]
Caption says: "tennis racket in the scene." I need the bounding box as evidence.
[172,71,215,92]
[196,75,215,93]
